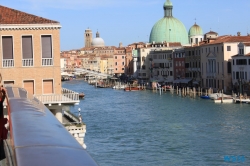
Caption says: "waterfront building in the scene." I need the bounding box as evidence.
[231,42,250,94]
[184,46,201,85]
[173,48,186,80]
[149,0,189,45]
[199,33,250,92]
[131,42,183,83]
[113,48,126,76]
[0,5,79,121]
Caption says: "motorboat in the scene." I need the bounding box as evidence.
[209,93,232,100]
[234,98,250,104]
[200,95,210,99]
[124,86,144,91]
[214,97,234,103]
[112,85,126,89]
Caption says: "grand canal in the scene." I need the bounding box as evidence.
[63,80,250,165]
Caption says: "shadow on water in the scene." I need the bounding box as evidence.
[63,80,250,166]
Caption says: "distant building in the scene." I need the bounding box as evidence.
[232,42,250,94]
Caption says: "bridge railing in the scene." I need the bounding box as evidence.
[34,88,79,105]
[4,86,98,166]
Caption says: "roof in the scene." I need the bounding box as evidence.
[203,36,250,45]
[0,5,59,24]
[243,43,250,46]
[205,31,218,35]
[232,52,250,57]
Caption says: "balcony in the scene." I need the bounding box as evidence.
[42,58,53,66]
[35,88,80,105]
[3,59,14,67]
[22,59,34,67]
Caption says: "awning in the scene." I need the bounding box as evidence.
[61,72,70,76]
[180,78,192,84]
[173,80,180,83]
[173,78,192,84]
[193,81,200,85]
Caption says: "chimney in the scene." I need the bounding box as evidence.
[237,32,241,36]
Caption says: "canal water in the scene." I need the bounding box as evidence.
[63,80,250,166]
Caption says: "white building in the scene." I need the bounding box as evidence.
[231,42,250,94]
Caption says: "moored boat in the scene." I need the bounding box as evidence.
[124,86,144,91]
[214,97,234,103]
[234,98,250,104]
[79,93,85,99]
[200,95,210,99]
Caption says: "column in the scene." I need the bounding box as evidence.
[51,109,63,123]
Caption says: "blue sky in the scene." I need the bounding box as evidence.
[2,0,250,51]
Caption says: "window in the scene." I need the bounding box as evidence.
[43,80,53,94]
[227,46,231,51]
[122,62,124,65]
[41,35,53,65]
[24,80,34,94]
[22,36,33,66]
[3,81,14,85]
[122,56,124,59]
[236,59,247,65]
[227,62,231,73]
[115,62,117,65]
[2,36,14,67]
[122,68,124,70]
[115,56,117,59]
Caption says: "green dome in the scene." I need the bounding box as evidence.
[149,0,188,45]
[149,18,188,45]
[188,23,203,36]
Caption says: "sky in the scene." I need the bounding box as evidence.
[2,0,250,51]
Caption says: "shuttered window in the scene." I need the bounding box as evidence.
[3,81,14,85]
[22,36,33,59]
[43,80,53,94]
[2,36,13,59]
[41,35,52,58]
[24,80,34,94]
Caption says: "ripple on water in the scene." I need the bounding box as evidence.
[63,80,250,166]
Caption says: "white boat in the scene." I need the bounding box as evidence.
[234,98,250,104]
[214,97,234,104]
[209,93,232,100]
[112,85,126,89]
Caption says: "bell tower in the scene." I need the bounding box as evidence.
[84,28,92,48]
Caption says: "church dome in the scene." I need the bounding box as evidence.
[149,0,188,45]
[188,23,203,36]
[91,38,105,47]
[91,31,105,47]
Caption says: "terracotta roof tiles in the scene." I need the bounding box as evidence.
[0,5,59,24]
[205,36,250,45]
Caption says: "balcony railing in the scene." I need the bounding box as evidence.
[35,88,79,105]
[3,59,14,67]
[22,59,34,67]
[42,58,53,66]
